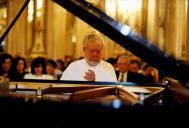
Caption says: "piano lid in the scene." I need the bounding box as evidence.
[52,0,189,84]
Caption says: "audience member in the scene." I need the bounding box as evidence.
[64,56,73,69]
[24,57,54,80]
[129,57,141,73]
[116,55,145,82]
[11,56,28,81]
[46,59,58,79]
[141,63,159,83]
[56,59,64,72]
[106,57,118,71]
[0,53,13,80]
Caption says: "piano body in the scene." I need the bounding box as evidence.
[0,80,169,127]
[0,0,188,127]
[7,80,165,106]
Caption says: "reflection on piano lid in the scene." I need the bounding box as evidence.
[52,0,189,84]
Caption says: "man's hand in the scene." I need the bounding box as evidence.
[84,70,95,81]
[169,80,183,92]
[168,80,189,104]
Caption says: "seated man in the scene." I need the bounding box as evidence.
[60,32,117,82]
[116,55,145,82]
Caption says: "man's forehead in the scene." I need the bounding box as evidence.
[85,41,103,48]
[87,40,103,45]
[118,59,129,63]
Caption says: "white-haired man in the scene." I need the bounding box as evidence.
[60,32,117,82]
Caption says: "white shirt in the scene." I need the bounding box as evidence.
[24,73,54,80]
[60,59,117,82]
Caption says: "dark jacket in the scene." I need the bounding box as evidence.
[116,71,146,83]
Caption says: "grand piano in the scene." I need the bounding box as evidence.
[0,0,189,127]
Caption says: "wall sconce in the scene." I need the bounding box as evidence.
[0,7,7,35]
[37,0,43,17]
[185,0,188,13]
[27,0,34,22]
[72,34,77,43]
[27,0,43,22]
[2,9,7,19]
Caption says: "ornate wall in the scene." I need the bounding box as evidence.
[6,0,27,57]
[46,0,67,60]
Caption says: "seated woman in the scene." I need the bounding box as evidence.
[129,57,141,73]
[24,57,54,80]
[141,63,159,83]
[0,53,13,80]
[46,59,58,80]
[11,57,28,81]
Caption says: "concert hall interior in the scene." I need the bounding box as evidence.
[0,0,189,125]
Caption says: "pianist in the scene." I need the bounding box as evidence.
[60,32,117,82]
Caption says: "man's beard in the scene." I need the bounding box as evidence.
[86,59,100,67]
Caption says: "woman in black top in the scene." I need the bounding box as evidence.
[0,53,13,80]
[11,57,28,81]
